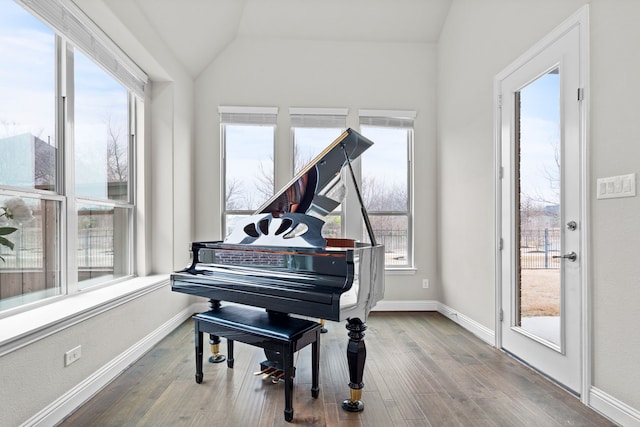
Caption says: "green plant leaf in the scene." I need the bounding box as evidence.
[0,226,18,236]
[0,235,15,250]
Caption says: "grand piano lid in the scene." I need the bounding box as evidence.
[256,128,374,219]
[223,128,375,247]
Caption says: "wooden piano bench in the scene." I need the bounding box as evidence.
[192,305,322,422]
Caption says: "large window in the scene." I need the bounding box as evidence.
[218,107,415,269]
[290,108,347,238]
[220,107,277,237]
[0,0,146,313]
[360,111,415,268]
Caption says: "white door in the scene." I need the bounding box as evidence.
[497,14,587,395]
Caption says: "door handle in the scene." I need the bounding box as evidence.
[552,251,577,262]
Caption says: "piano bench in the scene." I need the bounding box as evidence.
[192,305,322,422]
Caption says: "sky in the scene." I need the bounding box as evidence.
[518,69,561,207]
[0,1,55,142]
[225,125,274,209]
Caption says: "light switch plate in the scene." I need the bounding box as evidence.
[597,173,636,199]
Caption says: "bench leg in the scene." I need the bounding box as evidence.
[195,325,203,384]
[283,346,294,422]
[311,331,320,398]
[227,339,234,368]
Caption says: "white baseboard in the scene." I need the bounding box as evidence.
[372,300,495,345]
[372,299,439,312]
[436,302,496,345]
[21,304,199,427]
[590,386,640,427]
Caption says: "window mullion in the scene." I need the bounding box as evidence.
[63,41,79,292]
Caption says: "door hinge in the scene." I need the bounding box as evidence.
[499,238,504,250]
[498,94,503,108]
[499,309,504,322]
[499,166,504,179]
[577,87,584,101]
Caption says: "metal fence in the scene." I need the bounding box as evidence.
[0,227,114,270]
[77,228,114,268]
[520,228,561,269]
[375,229,408,266]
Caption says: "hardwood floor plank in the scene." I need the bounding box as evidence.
[58,312,616,427]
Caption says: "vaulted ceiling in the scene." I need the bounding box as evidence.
[92,0,452,78]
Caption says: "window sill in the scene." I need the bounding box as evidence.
[0,274,170,357]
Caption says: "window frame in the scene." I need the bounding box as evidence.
[0,0,147,316]
[359,110,416,269]
[219,106,278,237]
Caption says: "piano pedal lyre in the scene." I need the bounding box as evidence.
[257,361,293,384]
[253,367,272,376]
[272,372,285,384]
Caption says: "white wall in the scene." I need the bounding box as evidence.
[438,0,640,417]
[195,37,440,302]
[589,0,640,413]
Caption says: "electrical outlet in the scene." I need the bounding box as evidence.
[65,345,82,366]
[422,279,429,289]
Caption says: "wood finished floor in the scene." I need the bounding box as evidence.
[58,312,616,426]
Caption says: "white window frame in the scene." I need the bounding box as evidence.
[0,0,147,316]
[219,106,278,237]
[359,110,416,269]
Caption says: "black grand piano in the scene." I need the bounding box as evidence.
[171,128,385,412]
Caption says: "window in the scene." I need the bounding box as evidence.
[219,107,277,237]
[0,0,146,313]
[74,49,133,288]
[290,108,347,238]
[359,110,415,268]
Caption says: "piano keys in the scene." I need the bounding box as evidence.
[171,128,384,412]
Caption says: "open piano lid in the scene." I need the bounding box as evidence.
[224,128,375,247]
[257,128,373,218]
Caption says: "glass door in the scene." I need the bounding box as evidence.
[498,22,584,394]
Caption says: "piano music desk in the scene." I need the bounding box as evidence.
[193,305,322,422]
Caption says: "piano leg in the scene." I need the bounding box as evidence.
[208,335,226,363]
[342,318,366,412]
[319,319,328,333]
[208,300,226,363]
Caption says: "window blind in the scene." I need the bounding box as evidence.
[290,108,348,128]
[16,0,148,97]
[219,106,278,125]
[359,109,417,129]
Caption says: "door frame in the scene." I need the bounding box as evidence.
[493,5,591,403]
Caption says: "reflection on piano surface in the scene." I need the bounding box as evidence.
[171,128,384,412]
